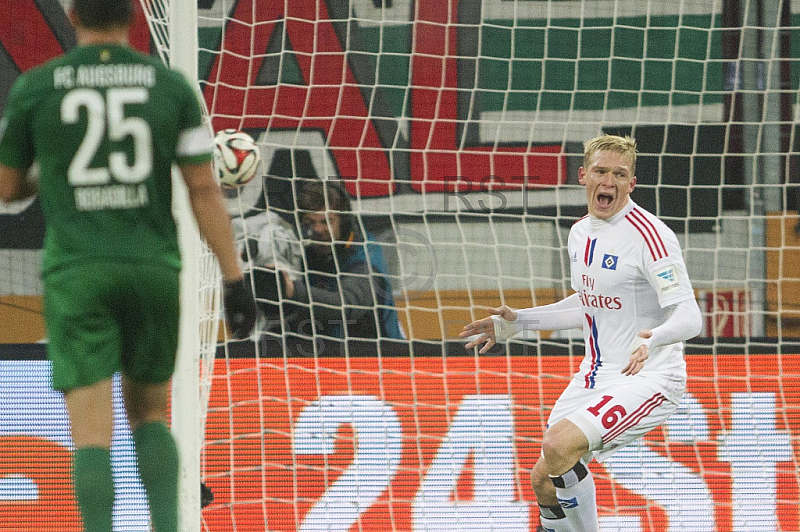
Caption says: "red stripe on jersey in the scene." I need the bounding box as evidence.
[625,211,662,260]
[631,208,668,257]
[584,314,600,388]
[584,237,592,266]
[603,393,667,444]
[625,214,657,260]
[626,209,668,260]
[584,338,597,388]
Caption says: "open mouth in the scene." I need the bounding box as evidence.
[597,193,614,208]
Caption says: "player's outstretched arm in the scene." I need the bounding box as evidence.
[180,160,256,338]
[462,293,584,354]
[460,306,519,354]
[180,161,242,281]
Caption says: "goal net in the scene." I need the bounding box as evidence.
[183,2,800,531]
[2,1,799,531]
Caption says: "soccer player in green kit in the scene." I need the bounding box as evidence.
[0,1,256,530]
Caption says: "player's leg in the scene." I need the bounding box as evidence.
[123,377,178,532]
[531,458,565,531]
[44,265,121,532]
[545,377,682,531]
[119,262,181,532]
[64,380,116,532]
[532,419,597,532]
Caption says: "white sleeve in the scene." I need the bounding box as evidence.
[648,297,703,348]
[644,226,695,308]
[493,293,583,341]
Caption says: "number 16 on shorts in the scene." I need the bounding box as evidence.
[557,381,678,460]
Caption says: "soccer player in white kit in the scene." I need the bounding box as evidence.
[461,134,703,532]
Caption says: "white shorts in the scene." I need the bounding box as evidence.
[547,376,682,463]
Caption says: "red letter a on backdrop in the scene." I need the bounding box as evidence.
[203,1,393,197]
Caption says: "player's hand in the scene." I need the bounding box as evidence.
[623,330,652,376]
[460,306,518,354]
[223,278,257,339]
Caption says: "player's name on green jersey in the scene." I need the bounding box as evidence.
[53,63,156,90]
[74,183,149,211]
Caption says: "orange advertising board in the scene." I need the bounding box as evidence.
[1,354,798,531]
[201,354,800,532]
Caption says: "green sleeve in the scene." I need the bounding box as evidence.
[0,75,36,170]
[173,71,212,166]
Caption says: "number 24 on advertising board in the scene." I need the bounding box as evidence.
[293,392,793,532]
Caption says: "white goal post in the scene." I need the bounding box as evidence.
[168,0,203,527]
[139,0,221,531]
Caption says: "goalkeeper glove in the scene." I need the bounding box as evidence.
[223,278,257,338]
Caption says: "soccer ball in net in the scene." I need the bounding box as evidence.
[213,129,262,188]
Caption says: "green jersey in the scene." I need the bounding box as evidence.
[0,44,212,275]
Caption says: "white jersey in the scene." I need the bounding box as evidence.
[568,200,694,399]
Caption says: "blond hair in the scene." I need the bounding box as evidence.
[584,134,637,175]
